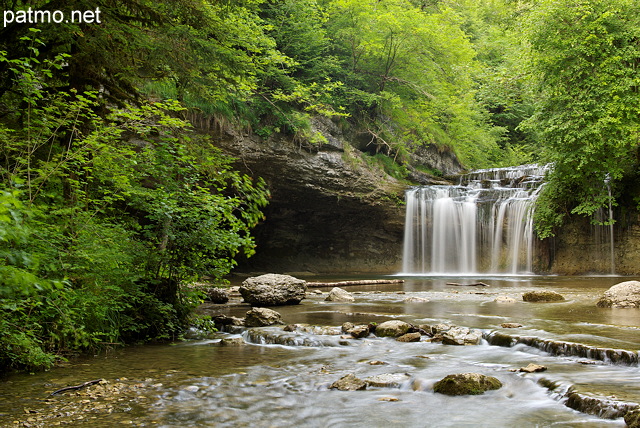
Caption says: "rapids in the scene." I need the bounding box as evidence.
[1,275,638,427]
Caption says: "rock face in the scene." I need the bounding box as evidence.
[375,320,412,337]
[204,115,460,274]
[240,274,307,306]
[522,291,565,302]
[325,287,355,302]
[244,308,284,327]
[433,373,502,396]
[597,281,640,308]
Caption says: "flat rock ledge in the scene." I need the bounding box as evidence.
[597,281,640,308]
[240,273,307,306]
[433,373,502,396]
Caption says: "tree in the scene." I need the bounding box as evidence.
[521,0,640,237]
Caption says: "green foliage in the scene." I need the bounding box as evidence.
[0,44,269,371]
[521,0,640,236]
[364,153,409,180]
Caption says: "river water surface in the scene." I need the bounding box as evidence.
[2,275,639,427]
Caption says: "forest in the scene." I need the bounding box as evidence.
[1,0,639,372]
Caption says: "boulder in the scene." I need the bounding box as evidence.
[330,374,367,391]
[207,287,230,304]
[522,291,565,302]
[213,315,245,328]
[518,363,547,373]
[325,287,355,302]
[240,274,307,306]
[433,373,502,396]
[375,320,412,337]
[365,373,411,388]
[441,327,483,346]
[244,308,284,327]
[219,337,245,346]
[396,332,422,342]
[348,325,370,339]
[597,281,640,308]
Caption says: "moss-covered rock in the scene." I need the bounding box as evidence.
[522,291,565,302]
[375,320,412,337]
[625,409,640,428]
[433,373,502,396]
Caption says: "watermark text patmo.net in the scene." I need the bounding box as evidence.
[4,8,102,27]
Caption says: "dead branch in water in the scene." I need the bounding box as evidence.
[50,379,103,395]
[446,282,490,287]
[307,279,405,287]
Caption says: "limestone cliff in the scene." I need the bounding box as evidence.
[541,215,640,275]
[203,116,461,274]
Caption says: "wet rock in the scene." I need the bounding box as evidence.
[484,331,640,366]
[518,363,547,373]
[330,374,367,391]
[213,315,245,328]
[403,296,429,303]
[433,373,502,396]
[349,325,370,339]
[341,322,355,333]
[368,360,387,365]
[244,308,284,327]
[522,291,565,302]
[365,373,411,388]
[375,320,412,337]
[207,287,229,304]
[441,327,482,346]
[625,409,640,428]
[597,281,640,308]
[495,296,517,304]
[240,273,307,306]
[325,287,355,302]
[378,397,400,402]
[396,332,422,342]
[501,323,523,328]
[219,337,245,346]
[566,391,638,419]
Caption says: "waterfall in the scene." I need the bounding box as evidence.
[402,164,549,275]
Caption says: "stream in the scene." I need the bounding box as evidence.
[2,275,640,427]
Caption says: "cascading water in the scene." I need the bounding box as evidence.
[402,164,549,275]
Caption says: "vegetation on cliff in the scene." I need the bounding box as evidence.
[2,0,640,370]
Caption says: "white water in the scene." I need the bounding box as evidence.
[402,165,549,275]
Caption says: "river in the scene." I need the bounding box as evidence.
[1,275,639,427]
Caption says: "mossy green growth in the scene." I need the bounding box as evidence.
[433,373,502,396]
[522,291,565,302]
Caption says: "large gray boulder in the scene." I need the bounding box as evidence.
[597,281,640,308]
[240,274,307,306]
[433,373,502,396]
